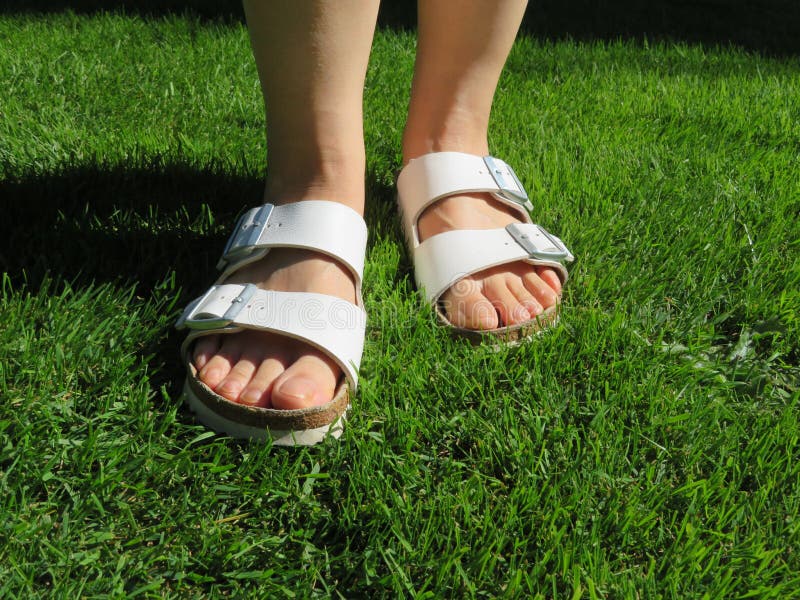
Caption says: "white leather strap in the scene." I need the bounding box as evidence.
[217,200,368,299]
[412,224,571,303]
[177,284,366,388]
[397,152,534,245]
[396,152,574,305]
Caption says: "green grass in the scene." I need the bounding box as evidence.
[1,10,799,598]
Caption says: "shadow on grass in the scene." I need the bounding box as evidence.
[0,160,399,398]
[0,160,396,294]
[0,162,258,294]
[1,0,798,55]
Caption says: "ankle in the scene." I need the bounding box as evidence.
[402,134,490,166]
[264,147,365,213]
[264,182,365,214]
[401,110,489,165]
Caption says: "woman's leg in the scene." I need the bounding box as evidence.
[402,0,562,330]
[193,0,380,409]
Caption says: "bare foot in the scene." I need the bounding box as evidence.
[417,192,562,330]
[191,246,356,410]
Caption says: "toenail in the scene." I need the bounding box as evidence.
[276,377,316,402]
[203,369,223,385]
[240,388,263,405]
[217,380,242,397]
[514,306,531,322]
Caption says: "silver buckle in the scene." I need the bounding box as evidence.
[175,284,258,331]
[484,156,532,208]
[506,223,574,262]
[219,204,274,268]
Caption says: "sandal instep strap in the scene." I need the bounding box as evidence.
[177,283,366,389]
[397,151,534,245]
[413,223,574,303]
[217,200,368,295]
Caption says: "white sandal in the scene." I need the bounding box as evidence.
[397,152,574,343]
[175,200,368,445]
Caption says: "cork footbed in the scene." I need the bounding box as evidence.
[435,302,561,346]
[184,358,349,432]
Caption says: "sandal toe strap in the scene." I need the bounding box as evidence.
[177,284,366,389]
[413,224,574,303]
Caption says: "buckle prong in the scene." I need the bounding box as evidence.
[222,284,257,322]
[506,223,574,262]
[484,156,532,209]
[219,204,274,269]
[176,284,258,331]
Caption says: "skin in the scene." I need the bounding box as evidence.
[192,0,561,409]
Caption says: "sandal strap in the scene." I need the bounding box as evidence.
[397,152,535,246]
[413,224,573,303]
[177,199,368,390]
[217,200,368,298]
[397,152,574,304]
[177,284,366,388]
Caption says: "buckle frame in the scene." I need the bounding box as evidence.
[219,204,274,268]
[506,223,574,262]
[175,284,258,331]
[484,156,532,208]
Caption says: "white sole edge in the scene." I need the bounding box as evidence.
[182,381,345,446]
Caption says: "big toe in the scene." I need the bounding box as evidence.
[271,354,339,410]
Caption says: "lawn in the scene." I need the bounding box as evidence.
[1,8,799,598]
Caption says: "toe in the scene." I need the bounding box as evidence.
[440,277,499,330]
[483,274,531,326]
[197,336,241,392]
[239,356,287,407]
[523,270,560,311]
[198,353,236,390]
[537,266,563,296]
[192,335,220,370]
[508,277,544,318]
[271,353,339,410]
[215,354,258,402]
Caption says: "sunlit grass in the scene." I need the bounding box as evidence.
[1,11,798,598]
